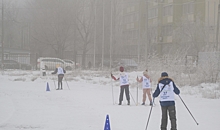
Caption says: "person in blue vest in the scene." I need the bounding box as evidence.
[153,72,180,130]
[52,64,66,90]
[136,69,153,106]
[111,66,130,105]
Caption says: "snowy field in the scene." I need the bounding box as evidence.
[0,70,220,130]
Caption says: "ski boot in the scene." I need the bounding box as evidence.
[127,100,130,105]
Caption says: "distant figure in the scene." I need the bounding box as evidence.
[136,69,153,106]
[51,65,66,90]
[153,72,180,130]
[42,65,46,76]
[111,66,130,105]
[88,61,92,69]
[40,62,46,76]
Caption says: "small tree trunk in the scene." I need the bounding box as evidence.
[81,44,87,69]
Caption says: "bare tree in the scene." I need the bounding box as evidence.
[29,0,78,58]
[174,17,210,55]
[1,0,23,48]
[75,0,97,68]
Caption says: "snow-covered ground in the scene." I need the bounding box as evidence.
[0,70,219,130]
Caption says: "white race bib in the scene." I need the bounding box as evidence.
[159,81,175,101]
[57,67,64,74]
[142,76,151,89]
[120,74,129,86]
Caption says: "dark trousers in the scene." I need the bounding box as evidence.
[119,85,130,102]
[58,74,64,89]
[161,105,177,130]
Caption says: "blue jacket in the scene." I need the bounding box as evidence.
[153,77,180,107]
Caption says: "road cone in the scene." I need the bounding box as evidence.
[104,114,111,130]
[46,82,50,91]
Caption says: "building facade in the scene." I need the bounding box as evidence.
[122,0,146,60]
[147,0,219,55]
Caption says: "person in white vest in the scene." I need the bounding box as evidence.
[51,64,66,90]
[136,69,153,106]
[111,66,130,105]
[40,62,46,76]
[153,72,180,130]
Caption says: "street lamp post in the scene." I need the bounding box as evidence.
[216,1,220,51]
[102,0,105,70]
[1,0,4,70]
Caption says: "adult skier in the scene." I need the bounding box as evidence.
[51,64,66,90]
[136,69,153,106]
[153,72,180,130]
[111,66,130,105]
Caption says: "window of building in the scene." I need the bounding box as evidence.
[148,27,158,38]
[162,25,173,36]
[134,13,139,21]
[124,13,139,24]
[148,8,158,19]
[124,30,139,40]
[183,2,194,15]
[163,5,173,16]
[132,30,139,39]
[126,5,136,13]
[124,14,134,24]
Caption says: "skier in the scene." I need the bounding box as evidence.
[42,65,47,76]
[153,72,180,130]
[136,69,153,106]
[40,62,46,76]
[51,64,66,90]
[111,66,130,105]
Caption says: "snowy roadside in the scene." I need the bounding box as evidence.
[1,70,219,99]
[0,70,220,130]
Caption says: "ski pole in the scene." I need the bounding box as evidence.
[64,77,70,90]
[111,76,115,105]
[145,98,155,130]
[178,95,199,125]
[137,76,138,106]
[145,84,167,130]
[110,72,115,104]
[53,79,56,89]
[129,91,136,105]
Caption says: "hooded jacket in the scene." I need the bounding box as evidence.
[153,77,180,107]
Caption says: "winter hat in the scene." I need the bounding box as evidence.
[143,69,148,75]
[119,66,124,72]
[161,72,168,77]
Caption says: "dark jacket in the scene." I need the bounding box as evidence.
[51,67,66,75]
[153,77,180,107]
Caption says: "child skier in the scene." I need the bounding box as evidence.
[136,69,153,106]
[111,66,130,105]
[153,72,180,130]
[51,64,66,90]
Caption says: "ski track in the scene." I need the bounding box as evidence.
[0,74,220,130]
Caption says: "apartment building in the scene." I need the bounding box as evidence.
[122,0,146,57]
[148,0,219,55]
